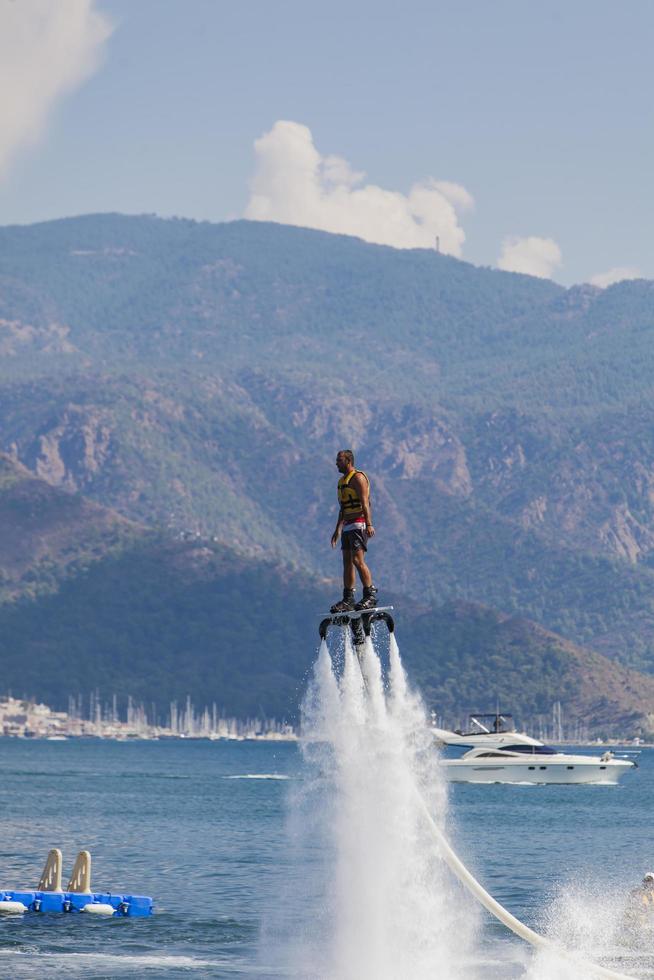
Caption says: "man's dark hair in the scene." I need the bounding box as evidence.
[338,449,355,465]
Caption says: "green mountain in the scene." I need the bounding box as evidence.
[0,455,652,735]
[1,214,654,687]
[408,601,654,737]
[0,454,137,601]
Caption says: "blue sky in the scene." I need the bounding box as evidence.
[0,0,652,285]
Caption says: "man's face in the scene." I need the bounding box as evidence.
[336,454,349,473]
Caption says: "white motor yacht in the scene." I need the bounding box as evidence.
[434,714,637,785]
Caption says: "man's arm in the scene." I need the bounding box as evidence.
[331,505,344,548]
[352,473,375,537]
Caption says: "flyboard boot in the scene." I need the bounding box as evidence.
[330,588,355,614]
[354,585,378,611]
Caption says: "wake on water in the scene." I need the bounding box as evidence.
[263,627,647,980]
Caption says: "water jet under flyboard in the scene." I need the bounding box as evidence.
[308,610,637,980]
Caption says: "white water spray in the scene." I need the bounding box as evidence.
[524,881,654,980]
[266,628,638,980]
[297,630,477,980]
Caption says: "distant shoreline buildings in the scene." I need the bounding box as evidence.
[0,695,644,745]
[0,695,296,742]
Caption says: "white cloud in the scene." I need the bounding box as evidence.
[0,0,112,180]
[589,266,642,289]
[431,180,474,212]
[245,120,473,255]
[497,235,563,279]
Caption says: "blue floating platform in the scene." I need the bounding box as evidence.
[0,890,153,916]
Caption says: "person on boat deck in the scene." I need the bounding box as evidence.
[330,449,378,613]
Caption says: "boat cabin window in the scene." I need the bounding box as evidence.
[502,744,557,755]
[476,752,509,758]
[463,713,516,736]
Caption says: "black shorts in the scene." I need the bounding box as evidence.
[342,526,368,552]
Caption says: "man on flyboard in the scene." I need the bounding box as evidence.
[330,449,378,613]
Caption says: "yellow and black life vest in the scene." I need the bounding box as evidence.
[338,469,370,516]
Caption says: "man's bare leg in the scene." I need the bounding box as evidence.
[353,547,377,611]
[343,549,356,590]
[352,549,372,589]
[329,550,357,613]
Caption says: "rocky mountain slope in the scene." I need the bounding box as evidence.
[1,215,654,678]
[0,456,652,734]
[0,454,137,601]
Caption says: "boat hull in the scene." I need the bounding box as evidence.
[441,758,633,785]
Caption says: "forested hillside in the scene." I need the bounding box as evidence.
[0,454,652,734]
[1,214,654,691]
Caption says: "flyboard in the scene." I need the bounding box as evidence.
[319,606,395,650]
[317,609,634,980]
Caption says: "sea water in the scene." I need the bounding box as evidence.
[0,695,651,977]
